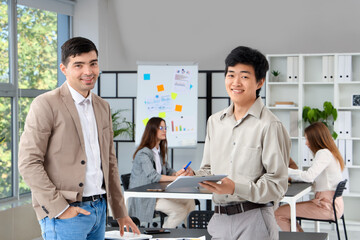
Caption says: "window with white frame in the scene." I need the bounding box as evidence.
[0,0,72,201]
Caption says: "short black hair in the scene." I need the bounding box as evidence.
[225,46,269,97]
[61,37,98,66]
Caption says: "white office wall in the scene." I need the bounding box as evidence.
[72,0,360,189]
[73,0,101,51]
[74,0,360,71]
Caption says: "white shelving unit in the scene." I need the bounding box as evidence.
[266,53,360,225]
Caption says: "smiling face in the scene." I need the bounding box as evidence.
[60,50,99,98]
[225,63,264,110]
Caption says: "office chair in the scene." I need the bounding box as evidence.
[120,173,202,228]
[187,210,214,229]
[120,173,168,228]
[296,179,348,240]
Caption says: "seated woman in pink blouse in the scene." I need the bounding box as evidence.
[275,122,345,232]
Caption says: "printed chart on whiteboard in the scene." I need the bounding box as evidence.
[136,63,198,148]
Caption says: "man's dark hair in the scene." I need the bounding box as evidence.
[61,37,98,66]
[225,46,269,97]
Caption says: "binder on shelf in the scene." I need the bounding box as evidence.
[328,56,334,81]
[345,140,353,166]
[293,56,299,82]
[338,139,346,161]
[344,111,352,137]
[302,138,309,167]
[335,111,345,138]
[344,55,352,81]
[337,55,345,81]
[289,111,298,137]
[309,149,314,166]
[322,56,329,82]
[337,55,352,82]
[287,57,294,82]
[302,138,313,167]
[322,56,334,82]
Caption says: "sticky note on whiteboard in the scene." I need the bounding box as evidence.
[142,118,149,126]
[159,112,166,118]
[157,84,164,92]
[144,74,150,80]
[171,92,178,100]
[175,105,182,112]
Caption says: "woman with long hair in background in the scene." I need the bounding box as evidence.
[127,117,195,228]
[275,122,345,231]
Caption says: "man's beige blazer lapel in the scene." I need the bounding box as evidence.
[92,96,104,149]
[59,83,86,153]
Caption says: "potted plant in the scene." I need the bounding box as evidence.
[111,109,135,139]
[271,70,281,82]
[302,101,338,139]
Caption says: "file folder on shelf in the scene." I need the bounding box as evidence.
[344,55,352,81]
[345,140,353,166]
[337,55,345,81]
[293,56,299,82]
[287,57,294,82]
[302,138,313,167]
[322,56,334,82]
[328,56,334,81]
[322,56,329,82]
[337,55,352,82]
[338,139,346,161]
[344,111,352,137]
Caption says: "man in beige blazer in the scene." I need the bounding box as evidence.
[19,37,139,239]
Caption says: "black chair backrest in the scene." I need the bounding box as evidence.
[120,173,131,190]
[188,210,214,229]
[333,179,347,201]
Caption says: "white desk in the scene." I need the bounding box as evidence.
[124,182,312,232]
[281,183,312,231]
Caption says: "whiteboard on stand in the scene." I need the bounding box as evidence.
[136,62,198,148]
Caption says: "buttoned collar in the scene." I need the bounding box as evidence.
[66,82,92,105]
[220,97,264,121]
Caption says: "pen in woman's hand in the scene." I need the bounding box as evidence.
[184,161,192,170]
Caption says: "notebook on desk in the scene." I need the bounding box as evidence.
[105,231,152,239]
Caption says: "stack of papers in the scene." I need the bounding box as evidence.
[153,237,206,240]
[105,231,152,239]
[105,231,206,240]
[274,101,296,107]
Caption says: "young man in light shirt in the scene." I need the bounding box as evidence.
[187,46,291,239]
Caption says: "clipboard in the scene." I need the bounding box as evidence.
[165,175,227,190]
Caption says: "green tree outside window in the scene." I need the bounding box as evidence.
[0,3,58,198]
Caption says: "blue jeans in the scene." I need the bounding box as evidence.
[39,198,107,240]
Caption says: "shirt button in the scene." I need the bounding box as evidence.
[233,142,235,145]
[79,183,84,187]
[81,160,86,165]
